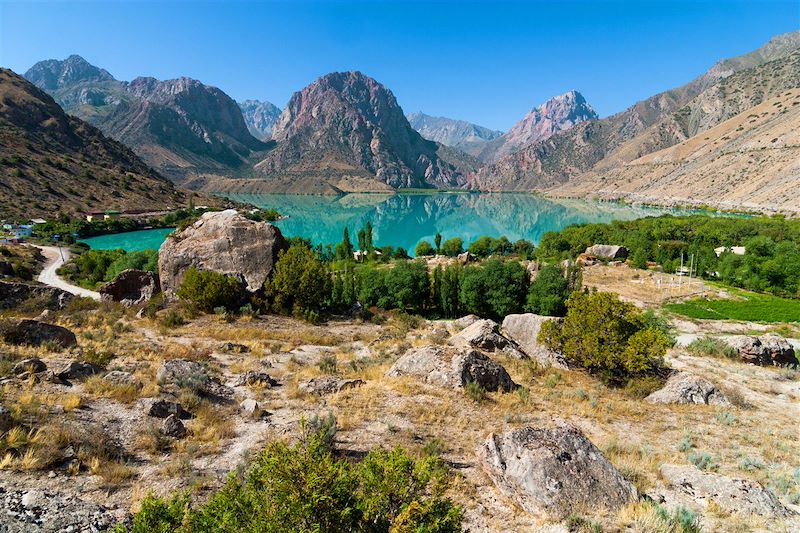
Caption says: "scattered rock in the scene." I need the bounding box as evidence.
[0,280,74,310]
[0,405,11,432]
[386,345,518,392]
[160,414,187,439]
[449,319,526,359]
[645,372,728,405]
[457,252,476,264]
[730,334,796,366]
[158,209,288,298]
[585,244,628,260]
[234,371,278,388]
[298,376,365,395]
[220,342,249,353]
[656,464,792,517]
[98,269,159,306]
[11,358,47,375]
[501,314,568,369]
[143,398,191,419]
[480,425,637,520]
[239,398,261,416]
[0,319,77,349]
[0,486,123,532]
[56,361,101,381]
[103,370,139,386]
[453,314,481,330]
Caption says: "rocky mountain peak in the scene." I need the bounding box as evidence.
[24,54,115,91]
[238,99,282,140]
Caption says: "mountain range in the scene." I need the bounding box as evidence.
[8,29,800,214]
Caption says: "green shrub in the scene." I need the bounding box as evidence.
[440,237,463,257]
[176,268,244,312]
[525,263,580,317]
[267,244,330,315]
[539,291,669,387]
[459,259,528,321]
[686,336,737,359]
[464,381,487,402]
[414,240,435,257]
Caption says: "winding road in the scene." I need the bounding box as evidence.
[35,245,101,301]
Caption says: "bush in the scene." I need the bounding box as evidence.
[459,259,528,320]
[176,268,244,312]
[440,237,463,257]
[686,336,736,359]
[414,240,435,257]
[525,263,580,316]
[115,423,462,533]
[268,244,330,315]
[539,291,669,387]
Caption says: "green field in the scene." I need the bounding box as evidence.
[664,289,800,323]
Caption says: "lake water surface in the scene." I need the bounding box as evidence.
[81,193,687,253]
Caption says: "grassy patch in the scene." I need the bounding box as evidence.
[665,289,800,323]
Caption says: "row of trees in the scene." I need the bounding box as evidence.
[537,215,800,298]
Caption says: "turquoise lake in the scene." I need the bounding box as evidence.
[81,193,688,254]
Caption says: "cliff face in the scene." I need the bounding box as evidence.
[239,99,282,140]
[253,71,465,190]
[406,112,503,155]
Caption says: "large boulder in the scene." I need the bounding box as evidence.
[480,425,638,520]
[656,464,792,517]
[0,319,76,349]
[585,244,628,260]
[11,358,47,375]
[158,209,288,298]
[99,269,159,306]
[729,334,796,366]
[449,319,526,359]
[56,361,101,381]
[386,345,518,392]
[501,314,568,369]
[0,280,74,310]
[645,372,728,405]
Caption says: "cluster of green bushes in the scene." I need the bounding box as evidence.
[540,291,671,393]
[57,249,158,289]
[414,233,534,259]
[113,418,462,533]
[537,215,800,298]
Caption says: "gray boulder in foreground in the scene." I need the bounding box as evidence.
[480,425,637,520]
[158,209,287,298]
[657,464,793,517]
[645,372,728,406]
[449,319,526,359]
[501,313,568,369]
[0,319,77,349]
[386,345,517,392]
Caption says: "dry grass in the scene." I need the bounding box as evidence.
[82,375,142,403]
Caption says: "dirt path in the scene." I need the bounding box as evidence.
[35,245,101,301]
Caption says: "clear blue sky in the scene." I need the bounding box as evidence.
[1,0,798,130]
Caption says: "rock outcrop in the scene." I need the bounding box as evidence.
[480,425,638,520]
[645,372,728,405]
[56,361,101,381]
[585,245,628,260]
[500,314,568,369]
[449,319,526,359]
[298,377,365,395]
[0,281,74,310]
[239,99,281,140]
[158,210,287,298]
[0,319,76,349]
[730,334,796,366]
[655,464,793,517]
[386,346,517,392]
[99,269,158,306]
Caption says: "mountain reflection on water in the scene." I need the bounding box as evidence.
[224,192,681,254]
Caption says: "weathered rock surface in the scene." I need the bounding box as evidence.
[0,405,11,432]
[142,398,191,419]
[386,346,517,392]
[220,342,249,353]
[56,361,100,381]
[0,485,124,532]
[160,414,187,438]
[480,425,638,520]
[155,359,233,399]
[730,334,796,366]
[234,371,278,388]
[99,269,158,306]
[298,376,365,395]
[656,464,793,517]
[449,319,526,359]
[103,370,139,386]
[453,314,481,330]
[158,209,287,298]
[585,244,628,260]
[645,372,728,405]
[501,314,568,369]
[11,358,47,375]
[0,319,76,348]
[0,281,74,310]
[239,398,261,416]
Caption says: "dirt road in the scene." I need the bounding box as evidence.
[35,245,101,301]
